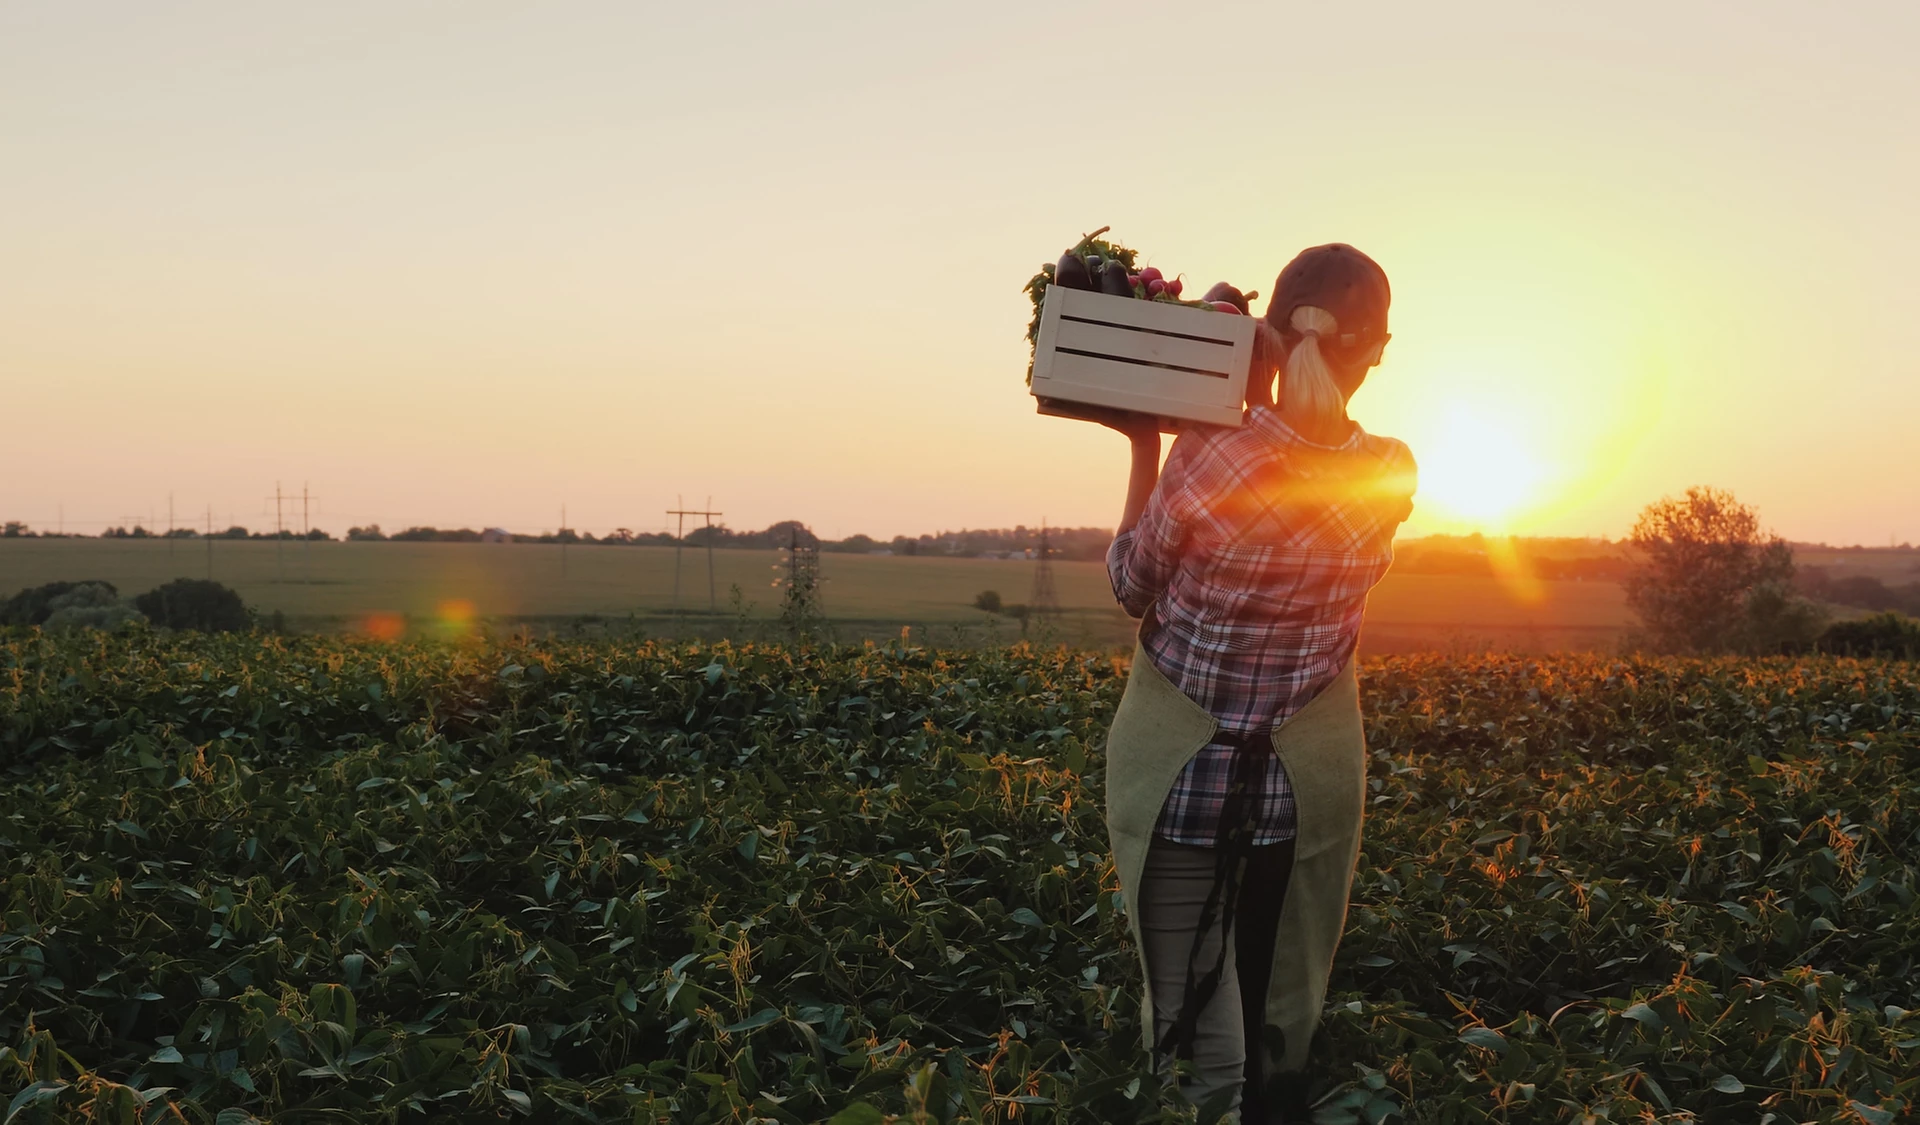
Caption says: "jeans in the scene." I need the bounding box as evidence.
[1137,836,1299,1122]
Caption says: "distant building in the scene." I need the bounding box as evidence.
[480,527,511,544]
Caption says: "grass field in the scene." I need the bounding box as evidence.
[0,539,1636,652]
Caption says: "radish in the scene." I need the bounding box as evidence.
[1165,277,1183,298]
[1147,279,1167,297]
[1138,266,1164,284]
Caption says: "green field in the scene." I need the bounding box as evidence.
[0,539,1634,652]
[2,631,1915,1122]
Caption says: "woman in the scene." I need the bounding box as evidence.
[1102,244,1416,1121]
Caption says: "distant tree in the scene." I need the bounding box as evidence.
[973,590,1003,614]
[826,534,882,554]
[1625,487,1826,654]
[2,522,30,537]
[134,579,249,633]
[890,536,919,557]
[347,525,387,541]
[763,520,818,548]
[303,528,331,541]
[219,526,250,540]
[391,527,482,542]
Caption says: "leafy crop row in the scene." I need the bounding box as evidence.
[1,632,1916,1123]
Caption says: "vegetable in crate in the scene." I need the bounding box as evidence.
[1022,227,1261,380]
[1023,226,1138,381]
[1054,251,1095,292]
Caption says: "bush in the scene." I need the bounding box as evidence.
[972,589,1003,613]
[1818,612,1920,658]
[134,579,249,633]
[44,582,146,632]
[1,580,120,627]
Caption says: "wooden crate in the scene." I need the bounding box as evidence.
[1030,286,1256,429]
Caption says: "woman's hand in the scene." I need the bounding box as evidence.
[1073,404,1166,443]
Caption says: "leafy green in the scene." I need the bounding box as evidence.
[1,630,1917,1122]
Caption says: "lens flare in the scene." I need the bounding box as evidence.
[363,612,405,641]
[436,599,477,638]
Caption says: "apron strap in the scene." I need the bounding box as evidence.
[1158,723,1273,1060]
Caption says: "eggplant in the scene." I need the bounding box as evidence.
[1053,251,1095,292]
[1202,282,1250,314]
[1100,259,1134,296]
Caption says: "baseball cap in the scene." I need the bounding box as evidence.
[1263,243,1391,348]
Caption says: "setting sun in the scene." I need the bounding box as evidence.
[1408,404,1546,531]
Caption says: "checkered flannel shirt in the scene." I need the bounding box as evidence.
[1108,405,1416,846]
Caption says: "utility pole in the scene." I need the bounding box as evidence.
[205,506,214,579]
[666,498,723,615]
[670,496,685,613]
[270,482,286,583]
[301,482,315,585]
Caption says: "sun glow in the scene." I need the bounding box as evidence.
[1411,404,1548,532]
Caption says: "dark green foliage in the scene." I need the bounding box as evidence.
[0,635,1916,1123]
[1818,612,1920,658]
[132,578,249,633]
[972,591,1003,614]
[0,580,120,626]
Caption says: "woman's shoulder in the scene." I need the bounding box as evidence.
[1352,426,1416,472]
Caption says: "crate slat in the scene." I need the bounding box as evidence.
[1030,286,1255,429]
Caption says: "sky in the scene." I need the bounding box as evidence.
[3,1,1916,544]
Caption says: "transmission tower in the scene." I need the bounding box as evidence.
[666,497,723,614]
[1030,520,1060,624]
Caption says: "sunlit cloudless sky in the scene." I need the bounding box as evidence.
[3,1,1915,542]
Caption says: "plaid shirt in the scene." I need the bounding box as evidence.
[1108,406,1416,846]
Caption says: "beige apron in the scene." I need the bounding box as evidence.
[1104,643,1368,1073]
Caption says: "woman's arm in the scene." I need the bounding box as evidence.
[1102,416,1191,618]
[1115,429,1164,535]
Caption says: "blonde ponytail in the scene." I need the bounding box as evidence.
[1283,305,1345,429]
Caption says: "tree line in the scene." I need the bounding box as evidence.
[2,519,1118,561]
